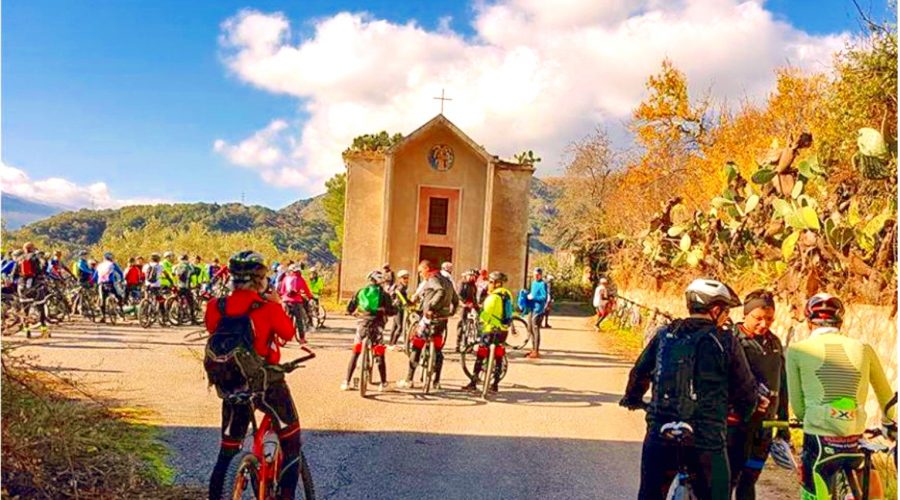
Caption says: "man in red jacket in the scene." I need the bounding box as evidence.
[124,256,145,303]
[205,250,301,500]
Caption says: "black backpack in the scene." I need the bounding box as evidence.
[203,299,280,398]
[651,320,720,423]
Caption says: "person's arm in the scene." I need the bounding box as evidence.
[380,289,397,316]
[786,346,805,422]
[724,335,759,421]
[299,277,313,300]
[268,302,296,343]
[204,298,220,334]
[776,354,791,439]
[622,332,659,407]
[865,344,896,422]
[424,281,444,317]
[346,291,358,315]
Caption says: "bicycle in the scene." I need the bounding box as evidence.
[308,297,326,329]
[219,346,317,500]
[68,284,99,322]
[284,302,308,345]
[505,314,531,350]
[763,418,897,500]
[660,421,697,500]
[459,307,480,347]
[460,333,509,399]
[166,289,199,326]
[137,288,169,328]
[409,319,440,394]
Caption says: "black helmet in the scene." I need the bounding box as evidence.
[685,279,741,312]
[805,293,844,327]
[229,250,266,283]
[488,271,507,283]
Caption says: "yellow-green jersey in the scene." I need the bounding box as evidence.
[786,327,895,437]
[480,287,512,333]
[308,276,324,298]
[160,260,174,287]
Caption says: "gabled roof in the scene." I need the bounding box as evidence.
[387,114,493,162]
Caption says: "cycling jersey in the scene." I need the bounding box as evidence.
[204,290,294,364]
[308,276,324,298]
[96,260,123,284]
[172,262,193,289]
[73,258,92,284]
[160,260,175,287]
[143,262,163,288]
[480,287,512,332]
[124,265,143,286]
[278,274,312,304]
[786,327,895,437]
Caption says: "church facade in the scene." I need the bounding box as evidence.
[339,114,533,298]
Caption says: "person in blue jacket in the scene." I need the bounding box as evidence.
[526,267,549,359]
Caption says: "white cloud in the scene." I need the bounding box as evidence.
[214,0,849,189]
[1,163,169,209]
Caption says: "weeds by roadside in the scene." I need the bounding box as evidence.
[1,347,203,499]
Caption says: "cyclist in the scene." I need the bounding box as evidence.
[542,274,554,329]
[191,255,209,291]
[620,278,762,500]
[46,250,74,282]
[726,289,790,500]
[15,242,50,338]
[381,263,395,290]
[96,252,125,323]
[455,269,479,352]
[278,264,312,343]
[124,256,145,303]
[440,261,453,280]
[143,253,167,313]
[525,267,548,359]
[204,250,303,500]
[308,270,324,300]
[786,293,896,500]
[476,269,489,305]
[398,260,458,390]
[172,254,198,322]
[464,271,513,393]
[160,251,176,289]
[593,277,612,329]
[72,250,93,286]
[388,270,411,347]
[341,270,396,391]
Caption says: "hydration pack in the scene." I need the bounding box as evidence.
[651,320,719,424]
[203,299,279,398]
[357,285,381,314]
[499,291,514,327]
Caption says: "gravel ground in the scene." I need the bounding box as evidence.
[8,308,660,499]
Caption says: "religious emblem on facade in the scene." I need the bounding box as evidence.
[428,144,454,172]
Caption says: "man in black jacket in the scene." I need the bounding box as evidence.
[620,279,764,500]
[455,269,479,352]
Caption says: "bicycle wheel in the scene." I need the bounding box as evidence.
[292,310,305,344]
[665,474,698,500]
[220,451,260,500]
[45,293,69,323]
[316,304,326,328]
[507,316,530,350]
[359,338,370,398]
[423,341,435,394]
[2,297,22,334]
[137,300,154,328]
[104,296,118,325]
[832,467,861,500]
[460,341,480,382]
[295,449,317,499]
[165,297,181,325]
[481,345,495,399]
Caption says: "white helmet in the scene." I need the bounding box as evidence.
[367,270,384,284]
[685,279,741,312]
[397,270,410,279]
[599,277,609,284]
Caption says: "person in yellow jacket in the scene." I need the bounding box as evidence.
[787,293,896,500]
[160,251,176,288]
[464,271,513,393]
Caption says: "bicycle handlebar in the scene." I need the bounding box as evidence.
[279,346,316,373]
[762,419,803,429]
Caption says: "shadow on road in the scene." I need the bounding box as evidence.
[161,426,642,499]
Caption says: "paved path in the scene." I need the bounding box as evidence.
[11,308,647,499]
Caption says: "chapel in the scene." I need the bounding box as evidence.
[339,114,533,298]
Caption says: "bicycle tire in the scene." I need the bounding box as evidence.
[219,450,260,500]
[665,475,698,500]
[481,345,495,399]
[316,304,326,328]
[423,341,435,394]
[137,300,154,328]
[460,341,479,382]
[296,449,317,499]
[360,338,370,398]
[165,296,181,325]
[104,296,119,325]
[508,316,530,350]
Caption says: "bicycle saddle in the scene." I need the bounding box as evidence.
[660,422,694,441]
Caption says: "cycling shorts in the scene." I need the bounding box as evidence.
[800,433,863,498]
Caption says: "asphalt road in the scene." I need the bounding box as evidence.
[11,307,648,499]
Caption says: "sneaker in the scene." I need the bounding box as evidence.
[490,384,499,393]
[396,379,412,389]
[544,324,552,329]
[39,326,49,338]
[339,381,351,391]
[463,381,477,391]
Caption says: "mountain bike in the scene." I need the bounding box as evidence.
[284,302,308,344]
[68,284,99,322]
[166,289,198,326]
[137,288,169,328]
[410,319,440,394]
[357,332,377,398]
[661,421,697,500]
[219,347,317,500]
[505,315,531,350]
[308,297,326,329]
[403,309,421,353]
[460,333,509,399]
[459,307,480,347]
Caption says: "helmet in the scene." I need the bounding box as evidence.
[769,438,796,470]
[685,279,741,312]
[228,250,266,281]
[397,270,410,279]
[488,271,507,283]
[599,277,609,284]
[78,249,89,257]
[180,254,189,261]
[441,262,453,272]
[805,293,844,326]
[150,252,160,260]
[12,250,24,258]
[103,252,114,260]
[461,269,475,278]
[367,270,384,284]
[534,267,543,274]
[271,262,280,272]
[163,251,174,259]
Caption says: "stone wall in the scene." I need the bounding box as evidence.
[340,154,386,299]
[622,288,897,426]
[487,167,532,290]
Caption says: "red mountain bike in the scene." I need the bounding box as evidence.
[220,346,317,499]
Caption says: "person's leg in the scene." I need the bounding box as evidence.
[374,343,387,384]
[529,312,542,355]
[406,339,423,382]
[543,305,551,327]
[209,400,251,500]
[344,326,365,384]
[693,448,730,500]
[432,321,447,385]
[491,342,506,391]
[726,426,748,496]
[389,309,403,345]
[734,429,770,500]
[638,436,676,500]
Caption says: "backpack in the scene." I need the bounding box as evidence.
[651,320,719,423]
[19,255,37,278]
[203,299,281,398]
[146,264,159,283]
[176,264,191,285]
[499,291,514,327]
[357,285,381,313]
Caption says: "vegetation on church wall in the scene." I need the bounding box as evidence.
[342,131,404,155]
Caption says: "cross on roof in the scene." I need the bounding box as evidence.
[433,88,452,114]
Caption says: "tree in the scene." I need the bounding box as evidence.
[321,173,346,258]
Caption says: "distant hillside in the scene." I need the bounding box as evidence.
[1,193,65,229]
[529,177,561,253]
[10,197,337,265]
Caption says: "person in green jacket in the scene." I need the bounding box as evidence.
[190,255,210,289]
[160,251,176,289]
[308,270,324,299]
[787,293,896,500]
[464,271,513,393]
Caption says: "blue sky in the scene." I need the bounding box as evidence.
[1,0,879,209]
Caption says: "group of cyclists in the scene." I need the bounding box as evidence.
[620,278,896,500]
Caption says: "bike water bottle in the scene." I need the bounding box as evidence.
[262,432,278,463]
